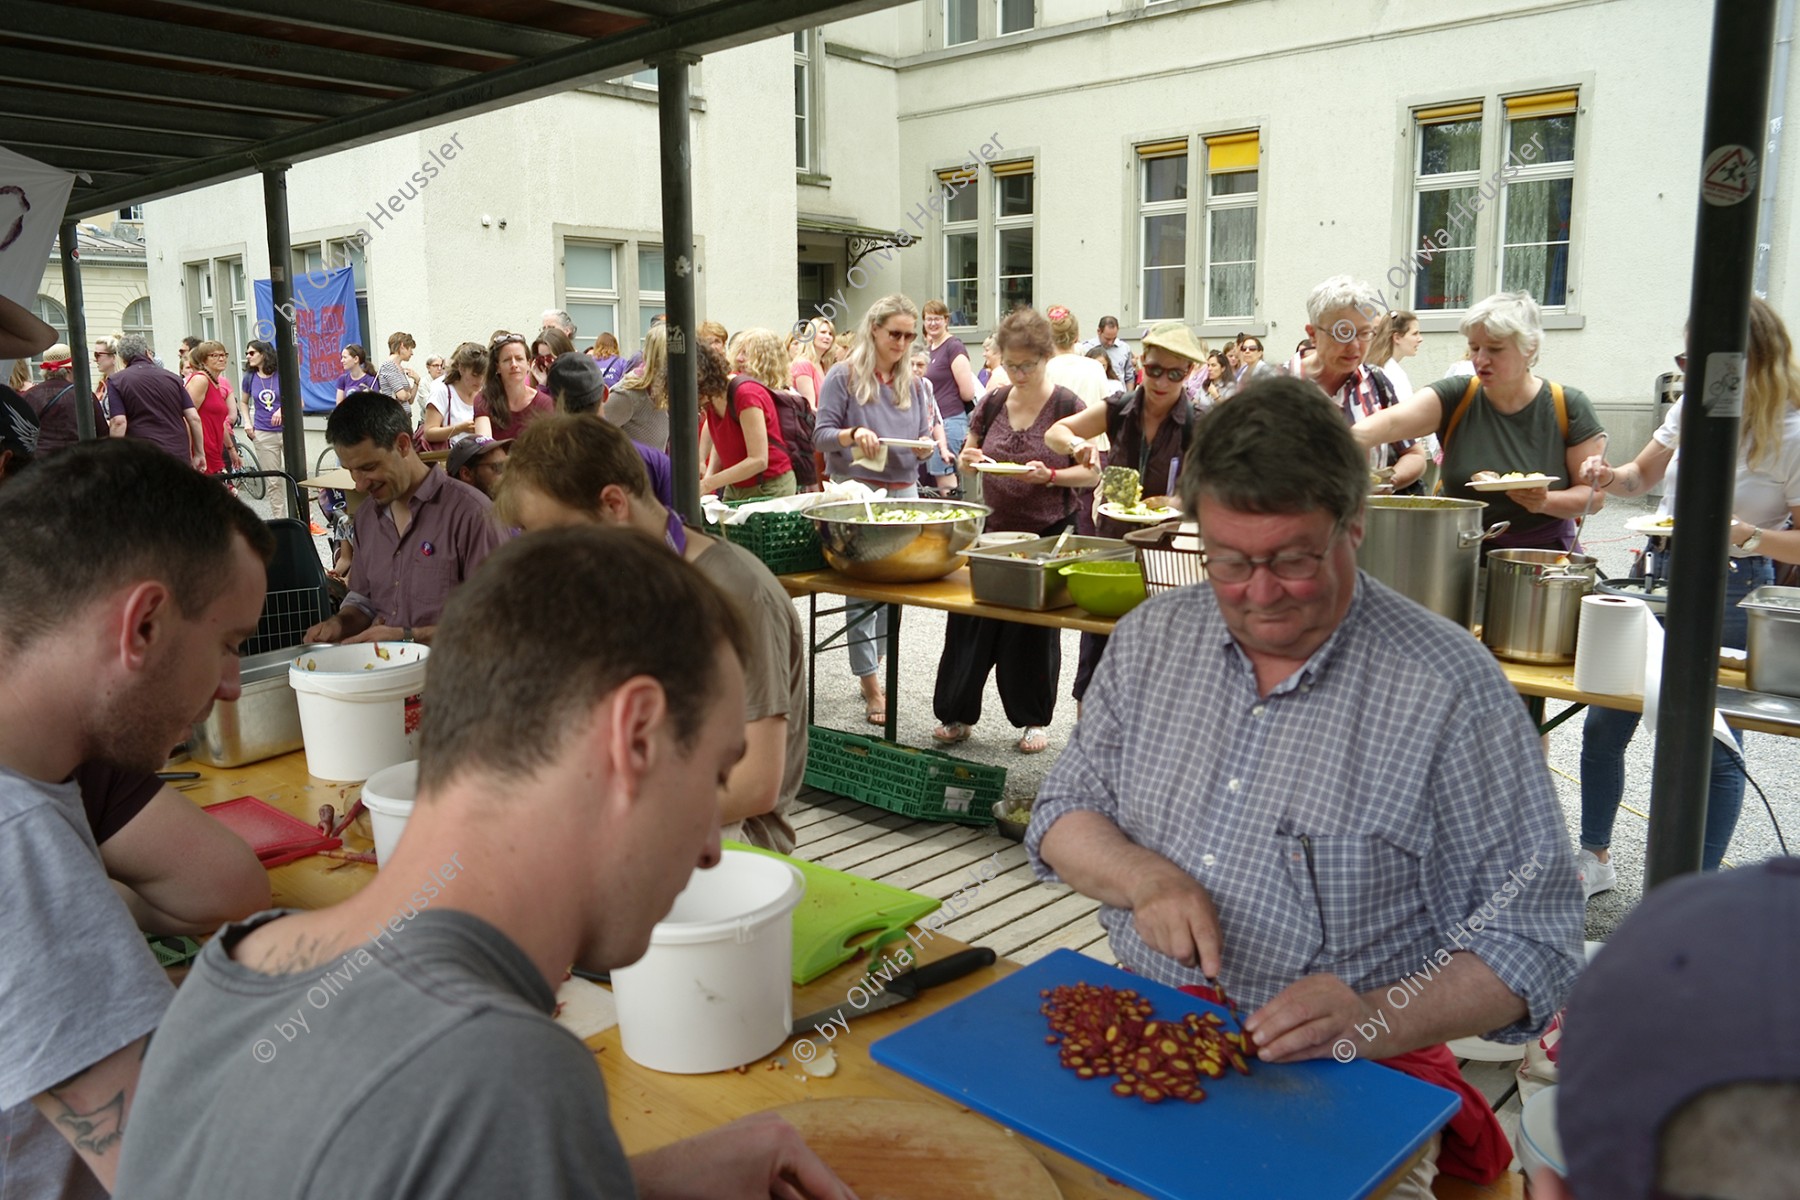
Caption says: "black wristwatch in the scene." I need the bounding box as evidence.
[401,626,415,643]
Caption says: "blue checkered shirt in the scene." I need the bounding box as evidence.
[1027,574,1584,1041]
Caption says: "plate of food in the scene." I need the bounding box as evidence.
[1467,471,1560,491]
[1097,500,1182,524]
[972,460,1035,475]
[1625,514,1677,536]
[881,436,937,452]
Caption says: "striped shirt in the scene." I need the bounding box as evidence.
[1286,354,1414,469]
[1027,574,1584,1042]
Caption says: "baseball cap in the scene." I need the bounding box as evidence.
[38,343,74,372]
[545,351,608,413]
[447,436,510,478]
[1138,321,1207,363]
[1,385,41,464]
[1558,857,1800,1198]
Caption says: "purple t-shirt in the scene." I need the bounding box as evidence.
[107,357,195,461]
[925,336,971,420]
[336,371,380,397]
[243,371,283,432]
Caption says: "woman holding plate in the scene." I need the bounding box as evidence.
[1574,297,1800,890]
[933,308,1096,754]
[1044,319,1206,705]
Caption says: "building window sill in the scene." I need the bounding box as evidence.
[797,171,833,187]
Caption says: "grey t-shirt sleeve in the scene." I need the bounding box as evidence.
[0,794,172,1109]
[320,1016,634,1200]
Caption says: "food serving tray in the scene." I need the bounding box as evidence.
[965,535,1135,610]
[871,951,1460,1200]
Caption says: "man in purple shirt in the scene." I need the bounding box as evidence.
[104,335,204,468]
[304,393,503,647]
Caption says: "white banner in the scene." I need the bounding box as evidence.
[0,143,77,371]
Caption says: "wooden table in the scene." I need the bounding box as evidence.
[1500,658,1800,738]
[176,750,1505,1198]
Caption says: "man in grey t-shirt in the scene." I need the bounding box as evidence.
[0,441,272,1198]
[118,527,851,1200]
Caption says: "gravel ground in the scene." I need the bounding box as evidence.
[802,496,1799,942]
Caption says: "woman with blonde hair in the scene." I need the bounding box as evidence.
[789,318,832,408]
[589,331,628,387]
[1042,304,1109,410]
[698,321,729,356]
[813,294,937,724]
[1576,296,1800,886]
[605,325,670,450]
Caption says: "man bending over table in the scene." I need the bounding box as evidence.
[1028,376,1584,1196]
[118,527,851,1199]
[0,441,272,1197]
[304,392,503,647]
[496,413,808,853]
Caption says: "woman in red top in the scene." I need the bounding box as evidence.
[474,333,556,439]
[184,340,241,476]
[700,341,795,499]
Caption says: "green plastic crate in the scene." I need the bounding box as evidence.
[705,501,827,574]
[804,725,1005,825]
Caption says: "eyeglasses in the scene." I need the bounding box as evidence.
[1199,536,1340,584]
[1001,359,1041,375]
[880,328,918,343]
[1141,363,1190,382]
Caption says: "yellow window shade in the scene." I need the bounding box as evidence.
[1415,101,1482,124]
[1136,138,1188,160]
[1506,89,1578,118]
[1205,131,1259,173]
[937,166,977,186]
[991,160,1034,177]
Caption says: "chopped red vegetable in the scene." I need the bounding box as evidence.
[1039,982,1251,1106]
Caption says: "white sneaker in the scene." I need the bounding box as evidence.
[1577,848,1616,901]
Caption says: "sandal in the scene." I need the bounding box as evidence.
[933,722,973,744]
[1016,726,1049,755]
[863,690,888,726]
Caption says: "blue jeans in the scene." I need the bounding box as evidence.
[843,483,919,678]
[1579,554,1772,870]
[927,413,968,479]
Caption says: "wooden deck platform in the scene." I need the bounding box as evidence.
[787,785,1530,1175]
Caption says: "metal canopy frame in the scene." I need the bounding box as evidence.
[3,0,906,219]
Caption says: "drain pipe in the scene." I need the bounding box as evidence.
[1755,0,1794,295]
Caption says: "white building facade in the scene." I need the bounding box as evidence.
[144,0,1793,450]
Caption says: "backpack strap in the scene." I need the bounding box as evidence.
[1442,376,1480,450]
[968,385,1011,447]
[1550,381,1568,441]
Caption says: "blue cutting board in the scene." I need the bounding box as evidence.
[870,950,1460,1200]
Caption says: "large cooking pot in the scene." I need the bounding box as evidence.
[1483,549,1598,663]
[1357,497,1506,630]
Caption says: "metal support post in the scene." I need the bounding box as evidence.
[58,219,95,440]
[657,53,701,525]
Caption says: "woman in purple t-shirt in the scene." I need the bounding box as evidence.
[935,308,1095,755]
[241,340,290,516]
[921,299,980,491]
[334,344,380,404]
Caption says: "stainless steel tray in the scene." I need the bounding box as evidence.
[1741,585,1800,699]
[965,535,1135,610]
[189,647,306,768]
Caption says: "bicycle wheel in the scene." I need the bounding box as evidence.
[231,436,266,498]
[314,446,340,477]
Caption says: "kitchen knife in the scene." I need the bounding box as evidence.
[791,946,995,1036]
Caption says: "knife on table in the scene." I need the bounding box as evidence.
[791,947,996,1036]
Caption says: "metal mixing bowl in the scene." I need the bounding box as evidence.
[807,499,992,583]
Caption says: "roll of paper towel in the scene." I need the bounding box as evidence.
[1573,594,1649,695]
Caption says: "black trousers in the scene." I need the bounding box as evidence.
[1071,630,1109,702]
[934,613,1059,728]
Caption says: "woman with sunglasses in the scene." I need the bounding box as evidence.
[529,327,575,392]
[1573,297,1800,890]
[183,340,242,477]
[474,333,556,439]
[814,294,937,726]
[1046,320,1207,705]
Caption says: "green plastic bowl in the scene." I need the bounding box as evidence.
[1058,560,1148,617]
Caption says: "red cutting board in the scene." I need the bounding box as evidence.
[871,950,1460,1200]
[205,796,340,864]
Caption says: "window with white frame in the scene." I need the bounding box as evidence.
[1133,132,1260,327]
[993,161,1034,316]
[30,295,66,381]
[940,166,979,327]
[292,240,372,350]
[945,0,978,46]
[122,297,154,352]
[1203,132,1258,322]
[186,261,216,343]
[1137,142,1188,321]
[558,236,668,349]
[223,256,248,365]
[794,31,820,174]
[1408,90,1577,312]
[998,0,1034,35]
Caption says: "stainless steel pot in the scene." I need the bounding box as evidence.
[806,499,991,583]
[1357,497,1506,630]
[1483,549,1598,663]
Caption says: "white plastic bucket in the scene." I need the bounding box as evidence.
[1518,1085,1565,1183]
[360,760,418,868]
[288,643,429,782]
[611,850,805,1074]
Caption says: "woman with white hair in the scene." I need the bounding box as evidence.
[813,294,937,725]
[1289,276,1429,493]
[1352,291,1606,552]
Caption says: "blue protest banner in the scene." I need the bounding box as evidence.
[253,267,361,414]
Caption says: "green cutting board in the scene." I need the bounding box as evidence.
[725,841,942,985]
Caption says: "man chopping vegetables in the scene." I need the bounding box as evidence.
[1029,376,1583,1196]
